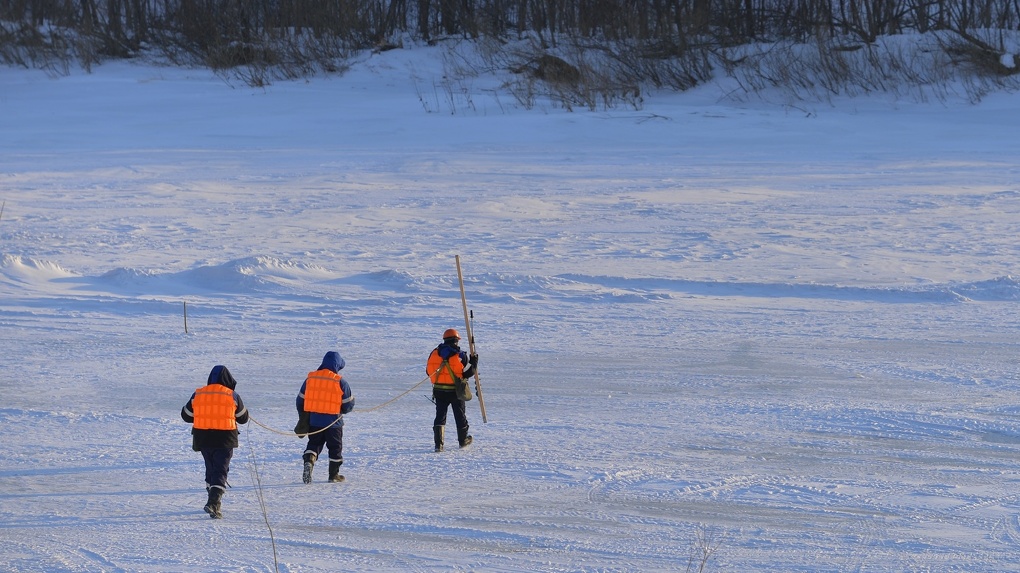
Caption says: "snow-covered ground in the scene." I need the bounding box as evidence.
[2,44,1020,572]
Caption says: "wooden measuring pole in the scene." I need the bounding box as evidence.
[456,255,488,423]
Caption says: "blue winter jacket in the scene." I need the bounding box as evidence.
[296,351,355,428]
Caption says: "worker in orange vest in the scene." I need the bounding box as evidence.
[297,351,355,483]
[427,328,478,452]
[181,365,249,519]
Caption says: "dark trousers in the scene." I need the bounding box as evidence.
[433,389,469,430]
[201,448,234,491]
[304,425,344,463]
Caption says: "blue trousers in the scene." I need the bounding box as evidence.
[201,448,234,491]
[433,389,469,430]
[304,425,344,463]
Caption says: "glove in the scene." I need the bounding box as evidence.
[469,353,479,367]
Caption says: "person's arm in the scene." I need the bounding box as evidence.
[296,381,307,412]
[181,395,195,423]
[234,393,250,425]
[340,378,355,414]
[425,348,437,375]
[461,351,478,378]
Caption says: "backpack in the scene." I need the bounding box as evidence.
[455,375,473,402]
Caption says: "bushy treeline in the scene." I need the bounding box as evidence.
[2,0,1019,103]
[4,0,1019,51]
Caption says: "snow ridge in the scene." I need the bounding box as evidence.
[4,253,1020,304]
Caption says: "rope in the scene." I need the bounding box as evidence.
[244,425,280,573]
[230,371,443,569]
[248,414,340,437]
[247,374,432,436]
[359,374,431,413]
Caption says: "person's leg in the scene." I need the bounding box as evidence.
[303,428,327,483]
[201,449,215,490]
[326,426,345,482]
[433,391,451,451]
[452,399,472,447]
[202,448,232,518]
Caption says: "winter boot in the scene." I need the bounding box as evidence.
[302,453,316,484]
[457,426,473,448]
[433,425,445,452]
[204,487,224,519]
[328,460,345,483]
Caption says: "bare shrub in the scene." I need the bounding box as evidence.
[582,37,713,98]
[478,37,656,111]
[408,44,477,114]
[217,34,355,87]
[720,32,968,105]
[686,524,722,573]
[935,29,1020,102]
[532,54,581,85]
[938,28,1020,77]
[0,21,72,75]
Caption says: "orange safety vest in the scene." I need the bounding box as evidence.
[427,349,464,391]
[303,369,343,415]
[192,385,237,431]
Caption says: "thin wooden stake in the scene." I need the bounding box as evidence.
[456,255,488,423]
